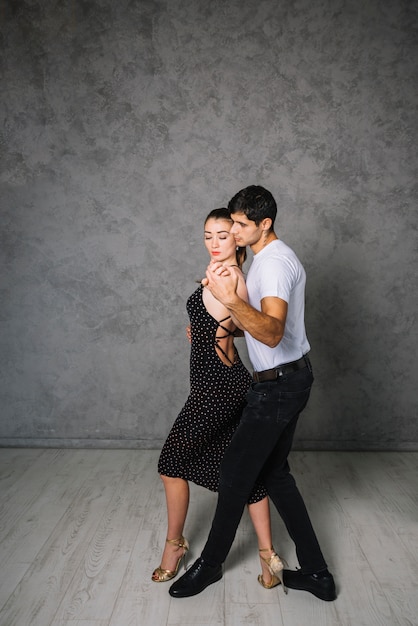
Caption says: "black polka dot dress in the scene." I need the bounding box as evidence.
[158,285,267,504]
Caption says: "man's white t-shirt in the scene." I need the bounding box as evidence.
[244,239,310,372]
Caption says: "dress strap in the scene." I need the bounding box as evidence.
[214,316,235,366]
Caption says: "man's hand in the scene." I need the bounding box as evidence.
[202,261,240,307]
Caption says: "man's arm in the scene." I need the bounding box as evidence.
[204,263,287,348]
[225,295,287,348]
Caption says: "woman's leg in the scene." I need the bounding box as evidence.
[248,497,278,585]
[153,475,190,577]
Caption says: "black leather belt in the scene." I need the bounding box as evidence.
[252,355,310,382]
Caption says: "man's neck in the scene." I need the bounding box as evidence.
[251,231,278,255]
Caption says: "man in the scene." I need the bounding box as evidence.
[169,185,336,601]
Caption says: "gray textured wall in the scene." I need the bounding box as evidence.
[1,0,417,450]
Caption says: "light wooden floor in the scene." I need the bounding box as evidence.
[0,449,417,626]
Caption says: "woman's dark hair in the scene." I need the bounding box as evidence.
[204,207,247,268]
[228,185,277,228]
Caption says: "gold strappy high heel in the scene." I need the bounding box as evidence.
[258,572,281,589]
[258,547,288,593]
[152,536,189,582]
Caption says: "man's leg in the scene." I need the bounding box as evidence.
[261,420,327,573]
[201,381,300,567]
[256,370,336,600]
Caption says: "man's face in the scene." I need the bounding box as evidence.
[230,211,263,248]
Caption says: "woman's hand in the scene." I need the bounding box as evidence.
[186,325,192,343]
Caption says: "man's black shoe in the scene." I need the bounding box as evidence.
[283,568,337,601]
[169,557,222,598]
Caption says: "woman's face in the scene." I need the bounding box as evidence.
[204,218,237,264]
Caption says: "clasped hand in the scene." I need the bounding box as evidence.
[201,261,239,306]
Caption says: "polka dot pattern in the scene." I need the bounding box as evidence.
[158,286,267,504]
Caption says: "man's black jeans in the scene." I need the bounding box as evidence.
[201,364,327,574]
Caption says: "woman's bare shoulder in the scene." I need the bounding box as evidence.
[202,286,233,324]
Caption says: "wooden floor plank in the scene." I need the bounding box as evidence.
[51,619,108,626]
[0,448,43,486]
[225,602,284,626]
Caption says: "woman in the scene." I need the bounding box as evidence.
[152,208,286,590]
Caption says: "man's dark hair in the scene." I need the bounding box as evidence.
[228,185,277,227]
